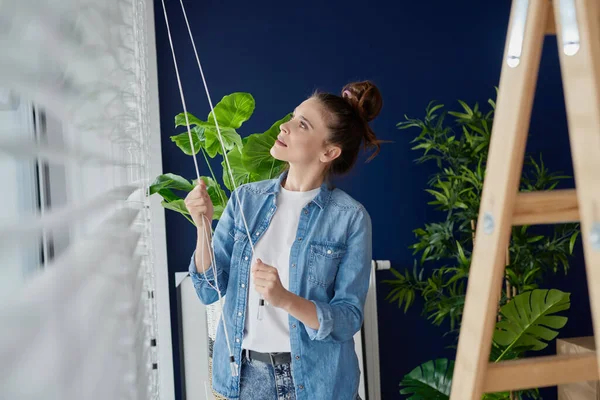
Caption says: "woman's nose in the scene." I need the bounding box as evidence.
[280,121,289,134]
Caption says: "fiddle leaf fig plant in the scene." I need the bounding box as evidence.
[149,92,291,224]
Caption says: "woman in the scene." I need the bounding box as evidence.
[185,81,383,400]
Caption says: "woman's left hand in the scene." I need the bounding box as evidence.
[252,259,291,309]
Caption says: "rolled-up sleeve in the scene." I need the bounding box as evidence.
[188,188,238,305]
[304,207,373,342]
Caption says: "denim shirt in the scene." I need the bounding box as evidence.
[189,172,372,400]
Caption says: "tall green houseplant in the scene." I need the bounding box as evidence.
[148,92,291,223]
[385,95,580,399]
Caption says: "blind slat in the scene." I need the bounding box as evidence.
[0,139,143,167]
[0,185,141,242]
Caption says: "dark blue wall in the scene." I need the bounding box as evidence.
[153,1,590,399]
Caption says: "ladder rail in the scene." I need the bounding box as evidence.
[553,0,600,377]
[449,1,550,397]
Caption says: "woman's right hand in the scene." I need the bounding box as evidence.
[184,180,214,226]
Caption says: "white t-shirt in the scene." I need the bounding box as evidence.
[242,185,320,353]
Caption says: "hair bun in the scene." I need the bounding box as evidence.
[341,81,383,122]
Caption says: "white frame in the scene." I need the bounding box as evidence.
[144,0,176,398]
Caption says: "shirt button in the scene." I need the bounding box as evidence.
[292,324,296,328]
[297,237,302,242]
[295,355,300,360]
[327,249,332,254]
[238,312,242,317]
[303,209,308,215]
[241,284,245,288]
[244,256,249,261]
[236,338,240,343]
[255,232,260,236]
[298,385,304,390]
[291,264,296,268]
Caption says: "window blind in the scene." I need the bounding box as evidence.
[0,0,164,399]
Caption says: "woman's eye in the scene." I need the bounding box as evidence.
[300,121,307,129]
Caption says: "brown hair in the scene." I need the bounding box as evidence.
[311,80,384,176]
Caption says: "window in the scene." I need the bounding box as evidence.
[0,1,173,399]
[0,89,41,301]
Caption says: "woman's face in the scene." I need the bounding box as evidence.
[270,97,340,169]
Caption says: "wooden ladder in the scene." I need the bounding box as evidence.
[450,0,600,397]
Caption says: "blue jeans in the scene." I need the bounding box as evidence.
[239,355,296,400]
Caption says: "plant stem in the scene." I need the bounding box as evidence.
[200,147,227,204]
[268,158,276,180]
[201,148,218,184]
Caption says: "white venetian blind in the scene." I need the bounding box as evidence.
[0,0,168,399]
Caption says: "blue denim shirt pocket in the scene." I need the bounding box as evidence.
[307,241,346,288]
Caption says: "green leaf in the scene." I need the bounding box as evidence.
[204,126,243,158]
[399,359,453,399]
[426,103,444,119]
[456,241,468,265]
[242,113,291,176]
[170,127,205,156]
[161,199,195,225]
[527,235,544,243]
[157,188,180,203]
[493,289,570,357]
[161,199,190,215]
[174,93,252,158]
[490,341,522,362]
[207,92,255,129]
[569,231,579,253]
[174,112,203,128]
[482,392,512,400]
[195,176,228,220]
[162,199,189,214]
[447,111,470,120]
[149,173,195,194]
[457,99,473,116]
[222,146,258,191]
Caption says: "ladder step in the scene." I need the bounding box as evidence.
[512,189,579,225]
[483,353,598,393]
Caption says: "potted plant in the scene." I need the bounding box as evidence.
[384,95,580,399]
[148,92,291,400]
[149,92,291,223]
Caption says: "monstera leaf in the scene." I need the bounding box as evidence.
[399,359,453,399]
[493,289,570,358]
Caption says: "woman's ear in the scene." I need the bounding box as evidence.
[320,145,342,163]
